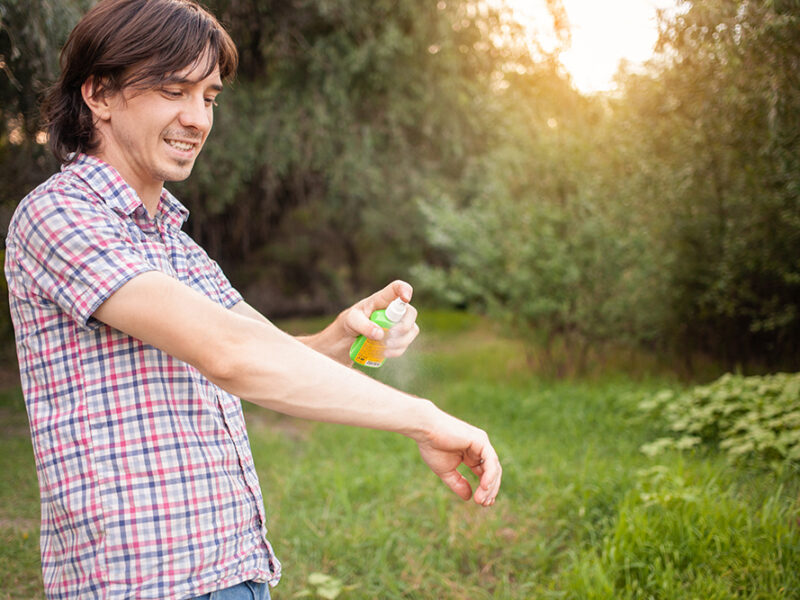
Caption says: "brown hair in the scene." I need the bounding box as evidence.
[43,0,238,164]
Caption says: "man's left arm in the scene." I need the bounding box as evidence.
[231,280,420,366]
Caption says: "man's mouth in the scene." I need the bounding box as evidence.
[165,139,196,152]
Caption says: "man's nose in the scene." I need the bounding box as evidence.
[179,96,212,131]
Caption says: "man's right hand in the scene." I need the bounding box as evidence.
[413,410,502,506]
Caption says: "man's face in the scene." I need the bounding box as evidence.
[92,57,222,205]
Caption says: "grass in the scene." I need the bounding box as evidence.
[1,310,798,599]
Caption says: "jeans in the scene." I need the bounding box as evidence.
[192,580,271,600]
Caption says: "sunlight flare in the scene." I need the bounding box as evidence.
[504,0,682,93]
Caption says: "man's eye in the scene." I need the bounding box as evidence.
[204,98,219,107]
[162,89,182,98]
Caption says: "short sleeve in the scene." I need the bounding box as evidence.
[6,188,157,328]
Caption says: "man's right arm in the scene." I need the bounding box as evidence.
[92,271,502,506]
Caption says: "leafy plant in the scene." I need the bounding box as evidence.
[639,372,800,464]
[295,572,357,600]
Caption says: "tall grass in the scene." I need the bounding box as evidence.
[0,311,798,599]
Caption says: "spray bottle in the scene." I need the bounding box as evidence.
[349,297,407,368]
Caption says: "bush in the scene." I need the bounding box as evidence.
[639,372,800,464]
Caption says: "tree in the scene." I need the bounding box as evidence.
[0,0,92,223]
[413,54,660,375]
[172,0,533,315]
[614,0,800,368]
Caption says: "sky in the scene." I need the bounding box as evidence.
[505,0,683,93]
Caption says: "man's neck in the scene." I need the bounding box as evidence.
[141,195,161,219]
[89,151,163,218]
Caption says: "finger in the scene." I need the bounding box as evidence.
[344,308,385,341]
[382,323,420,357]
[465,455,486,477]
[383,306,418,339]
[382,304,419,351]
[365,280,414,312]
[464,440,502,506]
[473,445,502,507]
[439,469,473,501]
[398,302,418,327]
[387,279,414,304]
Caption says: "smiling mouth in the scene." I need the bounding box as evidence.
[165,139,196,152]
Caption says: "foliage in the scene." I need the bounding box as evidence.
[416,0,800,373]
[413,55,661,374]
[0,0,90,212]
[639,372,800,464]
[296,572,356,600]
[414,189,651,374]
[611,0,800,367]
[170,0,535,315]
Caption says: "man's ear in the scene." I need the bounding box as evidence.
[81,76,113,122]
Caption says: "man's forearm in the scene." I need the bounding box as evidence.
[231,300,354,365]
[214,312,434,437]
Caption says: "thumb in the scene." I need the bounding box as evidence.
[364,280,413,314]
[344,307,385,341]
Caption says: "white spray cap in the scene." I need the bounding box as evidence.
[385,297,408,322]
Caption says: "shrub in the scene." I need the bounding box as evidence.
[639,372,800,464]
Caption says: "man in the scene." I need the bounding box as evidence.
[4,0,502,598]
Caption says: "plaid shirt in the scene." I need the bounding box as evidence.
[4,154,281,599]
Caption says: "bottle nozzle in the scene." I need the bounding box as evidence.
[385,297,407,322]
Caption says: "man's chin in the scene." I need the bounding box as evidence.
[161,163,195,183]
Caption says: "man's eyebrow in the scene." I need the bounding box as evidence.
[162,76,223,92]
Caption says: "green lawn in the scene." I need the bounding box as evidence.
[1,311,798,599]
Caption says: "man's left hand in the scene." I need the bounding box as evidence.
[340,280,419,359]
[294,280,420,365]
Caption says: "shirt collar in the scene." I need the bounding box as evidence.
[65,153,190,229]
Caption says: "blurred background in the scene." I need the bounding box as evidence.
[2,3,800,598]
[1,0,798,375]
